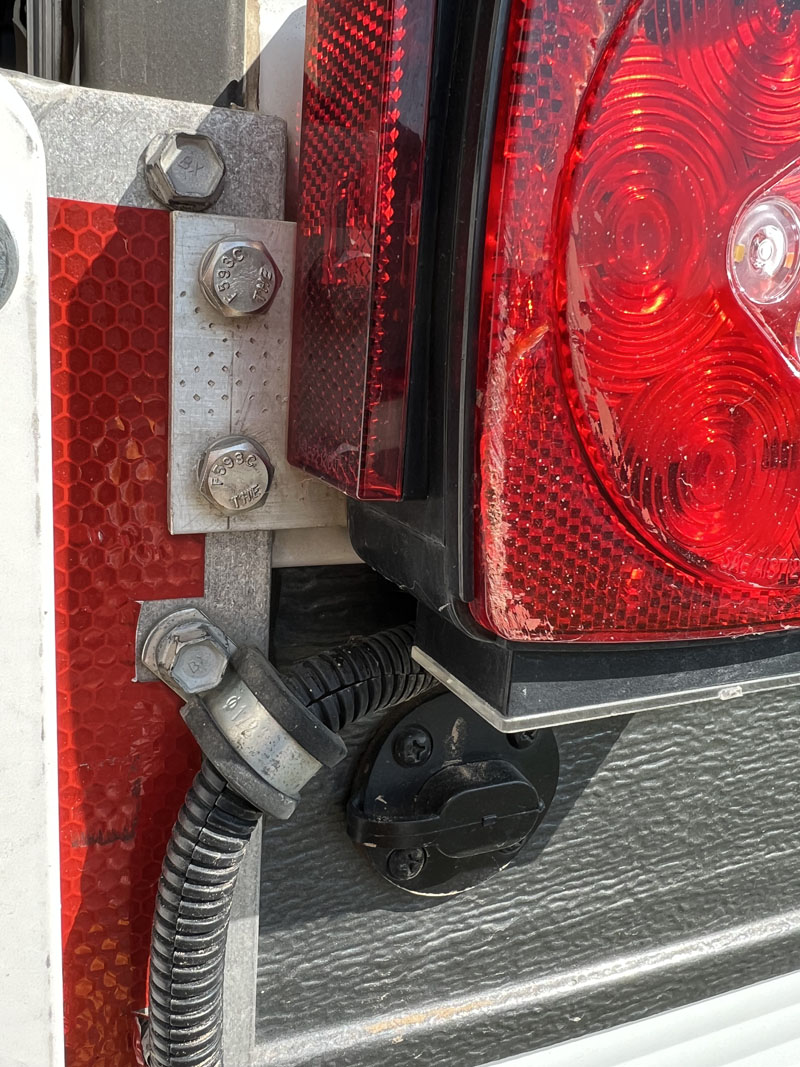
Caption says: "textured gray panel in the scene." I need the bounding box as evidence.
[6,73,285,219]
[253,690,800,1065]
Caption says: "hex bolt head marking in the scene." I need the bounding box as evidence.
[198,435,273,515]
[144,131,225,211]
[392,726,433,767]
[155,621,230,694]
[199,237,278,317]
[387,848,427,883]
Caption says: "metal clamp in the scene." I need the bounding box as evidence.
[142,608,346,818]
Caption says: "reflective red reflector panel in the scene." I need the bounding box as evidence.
[49,200,204,1060]
[475,0,800,640]
[288,0,435,499]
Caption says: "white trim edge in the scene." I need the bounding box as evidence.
[483,968,800,1067]
[0,73,65,1067]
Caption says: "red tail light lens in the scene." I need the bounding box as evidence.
[288,0,435,499]
[474,0,800,640]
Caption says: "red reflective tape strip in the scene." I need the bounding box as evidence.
[49,198,205,1065]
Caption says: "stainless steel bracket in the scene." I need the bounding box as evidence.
[169,212,348,536]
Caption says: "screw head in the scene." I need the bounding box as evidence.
[144,131,225,211]
[156,621,229,694]
[199,237,278,317]
[387,848,427,883]
[508,730,538,750]
[199,435,272,514]
[392,726,433,767]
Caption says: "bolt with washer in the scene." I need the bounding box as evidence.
[144,131,225,211]
[199,435,273,515]
[199,237,278,317]
[155,620,230,695]
[392,726,433,767]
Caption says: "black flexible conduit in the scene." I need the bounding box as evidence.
[146,625,435,1067]
[283,622,435,731]
[147,763,259,1067]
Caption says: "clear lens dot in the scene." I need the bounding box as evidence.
[729,197,800,305]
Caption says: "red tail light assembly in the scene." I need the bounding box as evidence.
[293,0,800,727]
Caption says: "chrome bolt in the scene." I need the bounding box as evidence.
[199,237,278,317]
[144,131,225,211]
[155,620,230,695]
[199,435,272,514]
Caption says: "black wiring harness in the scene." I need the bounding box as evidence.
[144,624,435,1067]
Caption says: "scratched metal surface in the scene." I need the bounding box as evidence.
[252,686,800,1065]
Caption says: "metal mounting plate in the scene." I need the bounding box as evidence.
[169,212,347,534]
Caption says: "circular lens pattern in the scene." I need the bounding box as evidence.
[615,342,800,584]
[561,0,800,587]
[674,0,800,161]
[729,197,800,304]
[565,64,734,395]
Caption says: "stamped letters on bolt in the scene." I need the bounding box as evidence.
[198,435,273,514]
[209,449,267,511]
[199,237,278,317]
[144,130,226,211]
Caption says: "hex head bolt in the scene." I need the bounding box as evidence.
[144,131,226,211]
[198,435,273,515]
[199,237,278,317]
[154,620,230,694]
